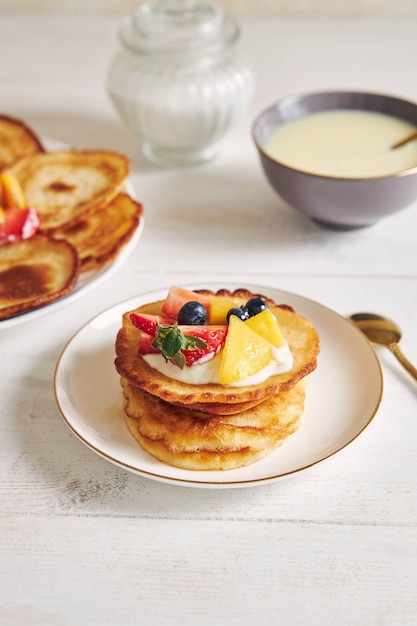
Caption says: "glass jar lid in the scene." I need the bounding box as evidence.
[119,0,240,55]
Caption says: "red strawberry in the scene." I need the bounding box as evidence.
[180,325,228,365]
[161,285,211,320]
[138,332,161,355]
[130,312,175,336]
[136,322,228,367]
[0,206,40,242]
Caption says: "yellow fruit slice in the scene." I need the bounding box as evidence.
[245,308,285,348]
[208,295,243,324]
[0,172,26,208]
[219,316,273,384]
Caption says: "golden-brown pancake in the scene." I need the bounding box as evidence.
[0,234,79,320]
[7,149,130,231]
[115,289,320,415]
[52,192,144,272]
[0,114,45,171]
[122,377,307,471]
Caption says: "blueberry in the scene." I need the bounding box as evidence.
[178,301,208,325]
[245,296,269,317]
[227,306,249,322]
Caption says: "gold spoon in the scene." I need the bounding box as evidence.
[391,129,417,149]
[350,313,417,381]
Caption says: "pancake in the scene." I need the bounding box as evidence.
[52,192,144,272]
[115,289,320,415]
[122,377,307,471]
[0,234,79,320]
[7,149,130,231]
[0,114,45,171]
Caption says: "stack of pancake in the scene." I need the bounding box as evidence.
[0,114,144,321]
[115,288,320,471]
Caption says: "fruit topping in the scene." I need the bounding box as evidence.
[219,316,274,385]
[179,325,227,366]
[136,318,227,369]
[0,206,40,242]
[178,301,208,325]
[0,171,40,242]
[245,296,269,317]
[150,323,206,369]
[226,296,269,323]
[134,287,290,380]
[227,306,249,322]
[245,308,285,348]
[130,312,175,335]
[208,295,242,324]
[0,171,26,208]
[161,285,211,320]
[138,331,161,355]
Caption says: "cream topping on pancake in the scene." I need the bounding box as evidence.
[143,342,293,387]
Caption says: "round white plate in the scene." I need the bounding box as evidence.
[0,138,144,329]
[54,283,383,489]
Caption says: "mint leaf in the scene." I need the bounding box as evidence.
[152,321,207,370]
[161,329,183,359]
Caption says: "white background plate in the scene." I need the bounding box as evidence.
[54,283,383,489]
[0,138,143,330]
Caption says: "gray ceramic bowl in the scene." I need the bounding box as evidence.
[252,90,417,229]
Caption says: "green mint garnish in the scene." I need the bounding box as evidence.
[152,322,207,369]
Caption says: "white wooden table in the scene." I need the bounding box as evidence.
[1,13,417,626]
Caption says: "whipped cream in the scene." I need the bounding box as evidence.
[142,343,293,387]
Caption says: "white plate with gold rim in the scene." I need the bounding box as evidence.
[53,283,383,489]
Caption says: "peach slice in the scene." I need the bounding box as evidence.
[0,172,26,208]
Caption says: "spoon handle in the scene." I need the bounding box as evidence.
[388,343,417,381]
[391,129,417,149]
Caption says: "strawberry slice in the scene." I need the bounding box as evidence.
[138,331,161,355]
[161,285,211,320]
[130,312,175,336]
[0,206,40,242]
[136,321,228,367]
[180,325,228,366]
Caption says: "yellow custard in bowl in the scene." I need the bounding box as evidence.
[265,110,417,178]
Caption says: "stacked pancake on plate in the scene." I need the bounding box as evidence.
[115,288,320,471]
[0,114,144,321]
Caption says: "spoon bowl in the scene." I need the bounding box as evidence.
[350,313,417,381]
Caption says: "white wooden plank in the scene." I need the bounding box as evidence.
[1,517,416,626]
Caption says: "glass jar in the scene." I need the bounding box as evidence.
[107,0,254,167]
